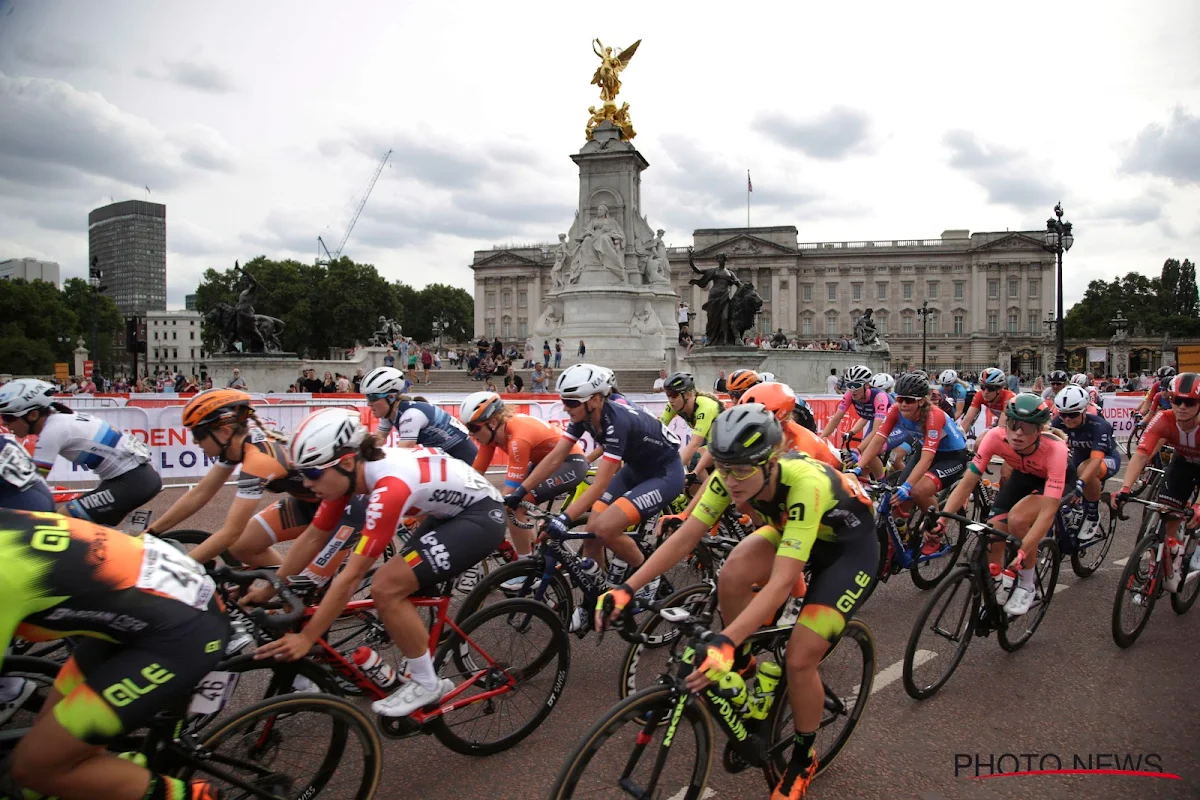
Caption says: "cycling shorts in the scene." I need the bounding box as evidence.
[989,463,1079,519]
[598,458,686,526]
[51,598,230,745]
[63,462,162,527]
[1159,459,1200,508]
[898,448,969,492]
[397,498,507,593]
[443,438,479,466]
[528,453,589,504]
[0,480,54,513]
[884,429,915,456]
[1069,453,1120,481]
[254,496,321,544]
[749,528,877,643]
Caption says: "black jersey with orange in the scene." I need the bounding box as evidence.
[217,425,316,502]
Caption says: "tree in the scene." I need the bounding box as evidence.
[0,279,79,375]
[60,277,124,377]
[1178,259,1198,318]
[400,283,474,344]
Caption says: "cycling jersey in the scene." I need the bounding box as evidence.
[1146,382,1173,412]
[472,413,584,489]
[32,411,150,480]
[0,511,229,744]
[0,434,54,512]
[1051,412,1117,461]
[971,426,1070,500]
[563,398,681,468]
[970,388,1015,422]
[1137,409,1200,464]
[943,382,968,404]
[874,404,968,454]
[782,420,842,469]
[378,400,472,452]
[660,395,722,440]
[216,425,316,502]
[836,387,891,423]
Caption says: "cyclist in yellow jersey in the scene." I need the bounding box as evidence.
[598,405,877,800]
[659,371,723,484]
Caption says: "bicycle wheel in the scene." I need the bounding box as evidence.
[1130,461,1158,499]
[903,566,978,700]
[179,693,382,800]
[454,559,576,629]
[161,529,243,566]
[1112,533,1162,648]
[0,657,61,756]
[186,654,344,732]
[618,583,717,700]
[431,598,570,756]
[1071,507,1117,578]
[549,684,713,800]
[1171,567,1200,615]
[1124,425,1142,459]
[998,539,1060,651]
[763,619,875,787]
[910,512,968,590]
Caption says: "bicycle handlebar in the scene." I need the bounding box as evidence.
[1104,491,1192,522]
[211,566,307,634]
[507,500,548,529]
[924,508,1025,551]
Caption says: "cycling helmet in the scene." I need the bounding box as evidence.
[460,391,504,425]
[708,404,783,465]
[664,371,696,394]
[181,388,252,429]
[289,408,367,470]
[870,372,895,392]
[1070,373,1089,387]
[759,372,777,382]
[1054,385,1090,414]
[1048,370,1069,384]
[361,367,406,395]
[1170,372,1200,400]
[1005,392,1052,425]
[979,368,1006,388]
[0,379,54,417]
[556,363,608,400]
[938,369,959,386]
[793,396,817,432]
[910,369,929,380]
[844,365,873,387]
[727,369,762,395]
[594,366,617,396]
[739,382,796,422]
[1158,366,1177,380]
[895,372,930,398]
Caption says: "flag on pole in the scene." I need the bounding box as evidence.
[144,185,151,194]
[747,171,753,192]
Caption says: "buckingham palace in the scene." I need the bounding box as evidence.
[471,225,1056,376]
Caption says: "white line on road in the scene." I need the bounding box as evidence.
[1055,583,1073,594]
[1114,557,1129,566]
[872,651,936,693]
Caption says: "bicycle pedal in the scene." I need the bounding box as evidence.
[722,741,751,773]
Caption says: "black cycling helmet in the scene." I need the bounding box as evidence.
[1006,392,1052,425]
[664,371,695,393]
[1048,370,1069,384]
[895,372,930,399]
[708,404,782,465]
[1158,365,1177,380]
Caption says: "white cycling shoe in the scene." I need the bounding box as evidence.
[1003,585,1036,616]
[1076,518,1100,542]
[372,678,454,718]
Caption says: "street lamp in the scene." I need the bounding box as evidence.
[88,257,107,381]
[432,314,451,357]
[916,300,932,372]
[1042,202,1075,372]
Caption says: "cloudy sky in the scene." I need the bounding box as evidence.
[1,0,1197,310]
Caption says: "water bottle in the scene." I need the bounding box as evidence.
[578,557,603,589]
[352,646,398,689]
[606,556,628,587]
[1166,537,1184,592]
[224,617,254,655]
[747,660,784,721]
[715,670,749,712]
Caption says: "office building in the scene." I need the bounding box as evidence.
[88,200,167,316]
[0,258,61,288]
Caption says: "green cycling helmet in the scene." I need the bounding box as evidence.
[1005,392,1052,425]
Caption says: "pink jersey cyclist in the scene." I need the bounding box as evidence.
[837,386,891,426]
[971,425,1075,520]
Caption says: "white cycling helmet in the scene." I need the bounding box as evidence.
[289,408,367,470]
[1054,385,1090,414]
[979,367,1006,388]
[594,366,617,396]
[0,379,55,417]
[870,372,895,392]
[759,371,776,382]
[1070,373,1089,387]
[844,365,873,386]
[938,369,959,386]
[556,363,608,400]
[460,391,504,426]
[361,367,406,395]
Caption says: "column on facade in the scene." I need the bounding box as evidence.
[527,271,541,342]
[474,277,486,339]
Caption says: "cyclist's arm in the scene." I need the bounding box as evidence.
[847,416,869,443]
[904,448,937,489]
[692,447,714,476]
[188,494,262,564]
[147,464,232,534]
[818,408,846,440]
[522,437,574,492]
[283,552,374,651]
[271,522,337,582]
[585,446,605,463]
[1015,495,1059,565]
[721,551,805,646]
[564,456,620,521]
[954,398,965,418]
[856,406,898,469]
[960,406,980,435]
[679,432,705,469]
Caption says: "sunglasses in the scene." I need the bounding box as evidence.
[561,398,584,409]
[1005,419,1039,434]
[1,414,19,424]
[300,466,328,480]
[982,386,1000,392]
[191,425,213,442]
[715,461,762,481]
[1059,411,1082,420]
[1172,397,1199,408]
[466,421,489,434]
[365,392,392,403]
[896,396,921,405]
[846,382,866,391]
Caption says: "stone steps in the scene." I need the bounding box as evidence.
[406,367,665,394]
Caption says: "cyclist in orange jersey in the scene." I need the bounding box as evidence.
[740,382,842,469]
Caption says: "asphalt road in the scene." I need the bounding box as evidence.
[136,480,1200,800]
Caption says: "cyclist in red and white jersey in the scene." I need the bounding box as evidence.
[958,367,1013,436]
[1072,373,1101,410]
[1132,366,1177,429]
[254,408,506,719]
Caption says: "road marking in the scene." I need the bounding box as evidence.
[666,787,716,800]
[1055,583,1072,594]
[1114,557,1129,567]
[872,651,936,694]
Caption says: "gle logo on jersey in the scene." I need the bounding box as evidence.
[787,502,805,522]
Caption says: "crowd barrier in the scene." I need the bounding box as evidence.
[7,391,1148,484]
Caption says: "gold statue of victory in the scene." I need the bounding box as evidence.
[585,39,640,142]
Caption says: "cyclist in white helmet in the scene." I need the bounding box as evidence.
[938,369,969,418]
[362,367,476,463]
[1051,385,1118,542]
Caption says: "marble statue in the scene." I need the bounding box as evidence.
[591,39,640,103]
[687,249,740,345]
[853,308,890,353]
[645,228,671,285]
[550,233,576,290]
[571,204,626,283]
[371,316,402,347]
[631,300,665,361]
[533,303,563,339]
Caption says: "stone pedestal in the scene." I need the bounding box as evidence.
[757,349,890,394]
[73,338,88,378]
[683,347,766,391]
[206,347,397,393]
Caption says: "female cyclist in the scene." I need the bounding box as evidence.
[739,382,841,469]
[1051,384,1118,542]
[660,371,723,482]
[959,367,1013,435]
[1132,366,1176,429]
[597,405,876,800]
[361,367,477,464]
[725,369,762,402]
[255,408,506,718]
[0,432,54,512]
[461,390,588,555]
[937,369,970,418]
[0,378,159,526]
[939,393,1073,616]
[818,365,890,455]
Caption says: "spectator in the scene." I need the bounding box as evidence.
[228,369,247,389]
[66,376,80,393]
[554,338,563,368]
[677,301,690,327]
[407,346,420,384]
[503,373,514,393]
[492,337,503,359]
[543,340,551,367]
[1006,370,1021,393]
[577,339,586,358]
[485,377,498,393]
[523,341,536,368]
[318,371,334,393]
[652,368,667,392]
[183,374,200,393]
[826,368,839,394]
[531,363,547,393]
[383,349,396,367]
[336,373,352,393]
[771,328,788,348]
[352,367,365,392]
[714,370,727,392]
[511,372,524,393]
[421,348,433,383]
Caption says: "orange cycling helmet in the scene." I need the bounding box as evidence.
[182,388,253,429]
[727,369,762,396]
[738,381,796,421]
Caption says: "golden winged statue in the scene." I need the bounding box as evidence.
[591,38,640,103]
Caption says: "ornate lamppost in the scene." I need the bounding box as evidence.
[1042,202,1075,372]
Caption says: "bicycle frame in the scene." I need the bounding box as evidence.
[933,511,1027,638]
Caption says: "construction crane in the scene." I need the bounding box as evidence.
[317,148,392,265]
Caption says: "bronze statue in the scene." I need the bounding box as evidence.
[854,308,879,347]
[688,250,742,345]
[233,263,268,352]
[202,261,284,353]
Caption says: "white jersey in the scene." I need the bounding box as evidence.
[33,411,150,480]
[363,446,501,520]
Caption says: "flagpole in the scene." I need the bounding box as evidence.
[746,170,750,228]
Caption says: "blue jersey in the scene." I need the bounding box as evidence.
[378,400,471,450]
[564,399,681,468]
[878,405,968,453]
[0,434,54,512]
[1051,413,1116,460]
[943,382,968,403]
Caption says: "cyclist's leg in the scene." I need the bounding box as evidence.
[909,449,968,513]
[593,459,685,573]
[229,495,317,566]
[716,529,776,624]
[11,612,228,800]
[985,472,1043,569]
[1155,460,1200,548]
[62,463,162,529]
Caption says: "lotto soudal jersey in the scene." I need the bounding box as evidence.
[33,411,150,481]
[314,447,502,560]
[377,401,470,450]
[563,399,681,468]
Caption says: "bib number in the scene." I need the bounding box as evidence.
[0,441,38,490]
[137,535,215,610]
[187,670,239,715]
[121,435,151,463]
